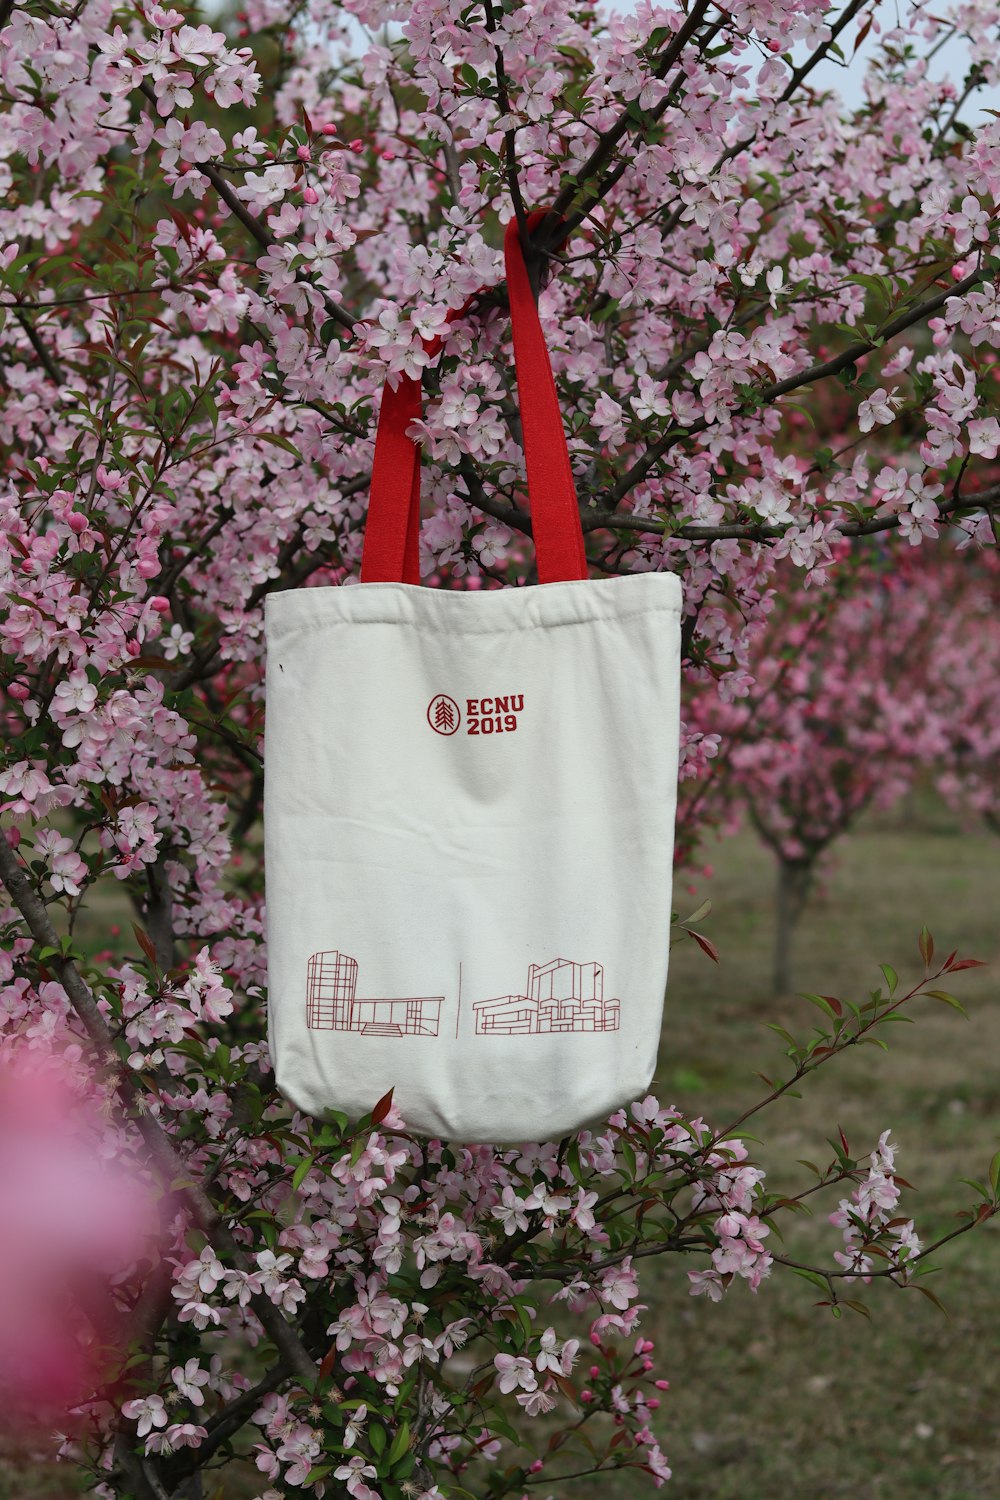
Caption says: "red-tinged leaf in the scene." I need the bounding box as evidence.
[132,922,159,968]
[852,13,873,54]
[942,950,957,970]
[552,1373,577,1402]
[318,1345,337,1382]
[302,105,313,134]
[546,1429,567,1452]
[754,1073,776,1089]
[918,926,934,968]
[914,1285,949,1315]
[690,930,720,963]
[169,210,192,245]
[469,1374,494,1401]
[838,1126,850,1156]
[371,1088,394,1125]
[976,1202,996,1224]
[822,994,842,1016]
[946,958,986,972]
[893,1175,917,1190]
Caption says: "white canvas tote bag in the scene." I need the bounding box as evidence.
[264,212,683,1143]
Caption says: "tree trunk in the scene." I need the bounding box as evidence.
[773,858,815,995]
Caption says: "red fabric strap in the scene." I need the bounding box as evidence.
[360,210,588,586]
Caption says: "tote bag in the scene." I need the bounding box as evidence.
[264,212,683,1144]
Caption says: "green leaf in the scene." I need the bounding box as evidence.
[387,1419,411,1467]
[619,1138,637,1179]
[256,431,303,460]
[800,992,841,1021]
[924,990,967,1018]
[512,1298,535,1345]
[879,964,898,996]
[790,1267,828,1292]
[291,1156,315,1192]
[368,1423,387,1457]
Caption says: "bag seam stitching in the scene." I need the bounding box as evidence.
[265,604,682,643]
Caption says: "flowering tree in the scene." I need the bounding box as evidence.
[681,549,957,992]
[933,553,1000,832]
[2,0,1000,1494]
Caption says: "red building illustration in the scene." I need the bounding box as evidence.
[306,951,443,1036]
[473,958,620,1036]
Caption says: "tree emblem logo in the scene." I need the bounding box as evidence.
[427,693,460,735]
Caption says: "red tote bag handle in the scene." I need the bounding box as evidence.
[360,211,589,586]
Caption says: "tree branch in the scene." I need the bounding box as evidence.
[137,82,354,336]
[583,480,1000,543]
[549,0,716,224]
[599,260,993,511]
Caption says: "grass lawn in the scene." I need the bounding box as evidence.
[609,801,1000,1500]
[5,800,998,1498]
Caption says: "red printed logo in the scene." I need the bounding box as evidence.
[427,692,526,736]
[466,694,524,736]
[427,693,460,735]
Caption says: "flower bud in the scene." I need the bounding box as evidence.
[66,511,88,534]
[303,186,319,204]
[148,596,171,615]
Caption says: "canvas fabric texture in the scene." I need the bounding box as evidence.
[264,212,683,1144]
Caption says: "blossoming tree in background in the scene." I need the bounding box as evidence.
[1,0,1000,1494]
[934,553,1000,833]
[682,548,965,992]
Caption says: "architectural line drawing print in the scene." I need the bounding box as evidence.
[472,958,621,1036]
[306,950,443,1036]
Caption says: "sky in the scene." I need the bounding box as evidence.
[319,0,981,120]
